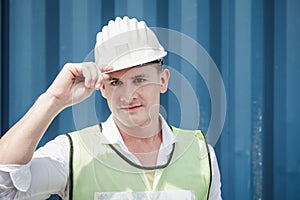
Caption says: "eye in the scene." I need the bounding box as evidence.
[134,78,146,84]
[110,80,123,86]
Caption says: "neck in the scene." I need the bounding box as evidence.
[114,116,162,157]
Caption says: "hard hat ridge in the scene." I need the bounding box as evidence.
[94,16,167,72]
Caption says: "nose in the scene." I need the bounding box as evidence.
[120,83,139,103]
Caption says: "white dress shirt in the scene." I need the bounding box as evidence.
[0,115,222,199]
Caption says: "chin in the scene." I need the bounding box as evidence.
[125,118,151,128]
[117,114,151,128]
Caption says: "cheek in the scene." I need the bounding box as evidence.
[140,85,161,101]
[107,91,119,104]
[104,87,118,104]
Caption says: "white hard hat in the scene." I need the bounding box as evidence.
[94,16,167,72]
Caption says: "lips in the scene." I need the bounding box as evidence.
[120,104,142,111]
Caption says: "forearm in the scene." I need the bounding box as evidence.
[0,92,64,164]
[0,62,106,165]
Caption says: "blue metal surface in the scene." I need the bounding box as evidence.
[251,0,266,199]
[0,0,2,134]
[274,0,287,199]
[233,1,252,199]
[1,0,300,199]
[1,0,10,134]
[274,1,300,200]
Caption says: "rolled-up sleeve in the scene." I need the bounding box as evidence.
[0,135,70,199]
[0,162,32,191]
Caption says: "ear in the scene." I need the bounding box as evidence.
[100,83,108,99]
[160,69,170,93]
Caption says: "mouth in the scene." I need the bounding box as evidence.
[120,104,143,111]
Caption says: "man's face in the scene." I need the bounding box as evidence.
[101,64,169,128]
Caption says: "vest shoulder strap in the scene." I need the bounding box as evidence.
[65,133,74,200]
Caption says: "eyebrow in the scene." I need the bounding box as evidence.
[108,74,148,81]
[131,74,148,79]
[107,77,119,82]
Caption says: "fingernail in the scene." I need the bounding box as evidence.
[95,83,101,89]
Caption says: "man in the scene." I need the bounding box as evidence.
[0,16,221,199]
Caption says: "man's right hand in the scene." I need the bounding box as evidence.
[46,62,112,110]
[0,62,112,165]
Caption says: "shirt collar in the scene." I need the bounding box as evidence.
[101,114,176,147]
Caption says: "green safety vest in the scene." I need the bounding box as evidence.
[66,125,212,200]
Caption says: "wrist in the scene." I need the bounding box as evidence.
[39,92,66,114]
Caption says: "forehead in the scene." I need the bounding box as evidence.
[107,64,158,78]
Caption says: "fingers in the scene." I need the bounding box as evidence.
[81,63,97,88]
[79,62,112,90]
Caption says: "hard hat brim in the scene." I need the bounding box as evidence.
[101,49,167,73]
